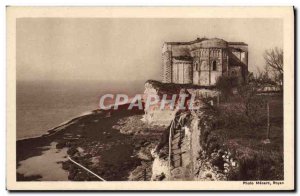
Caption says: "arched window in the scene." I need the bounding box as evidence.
[212,61,217,71]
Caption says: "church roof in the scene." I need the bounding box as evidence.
[165,38,248,46]
[228,42,248,46]
[165,37,208,45]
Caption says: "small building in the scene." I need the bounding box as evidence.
[162,38,248,86]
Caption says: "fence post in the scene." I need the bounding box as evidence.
[267,101,270,139]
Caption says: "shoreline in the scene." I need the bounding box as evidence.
[17,110,98,141]
[16,103,163,181]
[17,101,132,141]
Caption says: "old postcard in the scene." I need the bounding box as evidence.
[6,7,294,191]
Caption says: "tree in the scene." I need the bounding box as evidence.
[238,73,271,126]
[263,47,283,89]
[215,75,238,100]
[252,69,277,87]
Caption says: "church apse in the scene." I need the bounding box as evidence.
[162,38,248,86]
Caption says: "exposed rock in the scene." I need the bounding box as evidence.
[137,145,154,161]
[151,155,169,181]
[67,147,78,156]
[56,141,66,149]
[128,161,152,181]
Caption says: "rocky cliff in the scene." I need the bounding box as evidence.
[143,80,219,126]
[143,80,234,181]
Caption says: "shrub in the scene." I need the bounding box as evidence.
[237,83,267,126]
[215,76,238,100]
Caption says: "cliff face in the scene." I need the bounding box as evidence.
[154,107,237,181]
[190,109,229,181]
[143,80,230,181]
[143,80,220,127]
[143,81,177,126]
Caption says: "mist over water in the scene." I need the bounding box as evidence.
[16,80,144,139]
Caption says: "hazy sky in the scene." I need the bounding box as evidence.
[17,18,283,82]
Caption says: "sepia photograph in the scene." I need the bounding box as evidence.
[6,7,294,191]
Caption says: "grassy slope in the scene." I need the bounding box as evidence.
[210,94,283,180]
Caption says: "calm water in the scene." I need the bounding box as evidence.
[16,80,144,139]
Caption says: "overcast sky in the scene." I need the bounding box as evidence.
[17,18,283,82]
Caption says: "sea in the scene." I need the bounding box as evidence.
[16,80,144,140]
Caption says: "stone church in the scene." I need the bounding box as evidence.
[162,38,248,86]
